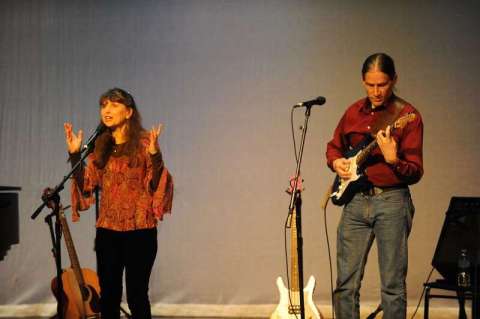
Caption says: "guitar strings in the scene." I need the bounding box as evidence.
[284,211,300,319]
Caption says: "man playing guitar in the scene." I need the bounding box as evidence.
[326,53,423,319]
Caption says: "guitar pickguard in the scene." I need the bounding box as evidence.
[330,152,368,206]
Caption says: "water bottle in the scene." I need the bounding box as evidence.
[457,248,471,288]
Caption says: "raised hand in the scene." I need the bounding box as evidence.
[64,122,83,154]
[147,124,164,155]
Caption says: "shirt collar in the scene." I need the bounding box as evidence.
[360,94,396,114]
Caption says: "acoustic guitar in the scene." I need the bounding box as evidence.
[51,205,101,319]
[330,113,416,206]
[271,177,323,319]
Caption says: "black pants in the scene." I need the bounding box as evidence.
[95,227,157,319]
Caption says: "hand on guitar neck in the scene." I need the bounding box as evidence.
[376,125,399,165]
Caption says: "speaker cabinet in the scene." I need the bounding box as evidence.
[432,197,480,283]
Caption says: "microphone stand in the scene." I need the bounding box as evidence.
[31,138,97,220]
[31,130,100,319]
[43,193,64,319]
[288,105,314,319]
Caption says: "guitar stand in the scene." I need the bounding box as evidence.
[43,191,66,319]
[287,104,315,319]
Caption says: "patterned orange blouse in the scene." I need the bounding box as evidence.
[70,137,173,231]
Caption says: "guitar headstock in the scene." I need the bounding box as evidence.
[393,112,416,129]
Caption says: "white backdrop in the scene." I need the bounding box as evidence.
[1,0,480,312]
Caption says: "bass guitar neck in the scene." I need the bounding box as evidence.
[271,197,323,319]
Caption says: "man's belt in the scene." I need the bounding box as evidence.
[362,185,407,196]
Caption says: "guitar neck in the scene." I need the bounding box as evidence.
[290,209,300,292]
[356,139,378,166]
[59,211,86,287]
[356,126,400,166]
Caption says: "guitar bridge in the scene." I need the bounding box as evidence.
[288,304,301,314]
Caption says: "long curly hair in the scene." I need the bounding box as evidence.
[93,88,146,168]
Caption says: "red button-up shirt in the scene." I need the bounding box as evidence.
[326,97,423,187]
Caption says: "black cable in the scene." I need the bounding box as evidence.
[366,305,382,319]
[322,189,335,319]
[291,107,299,164]
[409,267,435,319]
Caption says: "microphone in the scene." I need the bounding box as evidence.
[294,96,326,108]
[82,123,106,152]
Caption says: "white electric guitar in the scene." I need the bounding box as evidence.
[271,178,323,319]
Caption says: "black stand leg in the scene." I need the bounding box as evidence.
[457,290,467,319]
[473,259,479,319]
[43,192,64,319]
[424,286,430,319]
[294,192,305,319]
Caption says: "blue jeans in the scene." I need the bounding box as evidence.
[334,188,415,319]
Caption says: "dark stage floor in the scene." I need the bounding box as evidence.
[0,318,258,319]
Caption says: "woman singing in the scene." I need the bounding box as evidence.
[64,88,173,319]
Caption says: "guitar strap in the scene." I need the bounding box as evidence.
[369,95,406,136]
[340,96,406,150]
